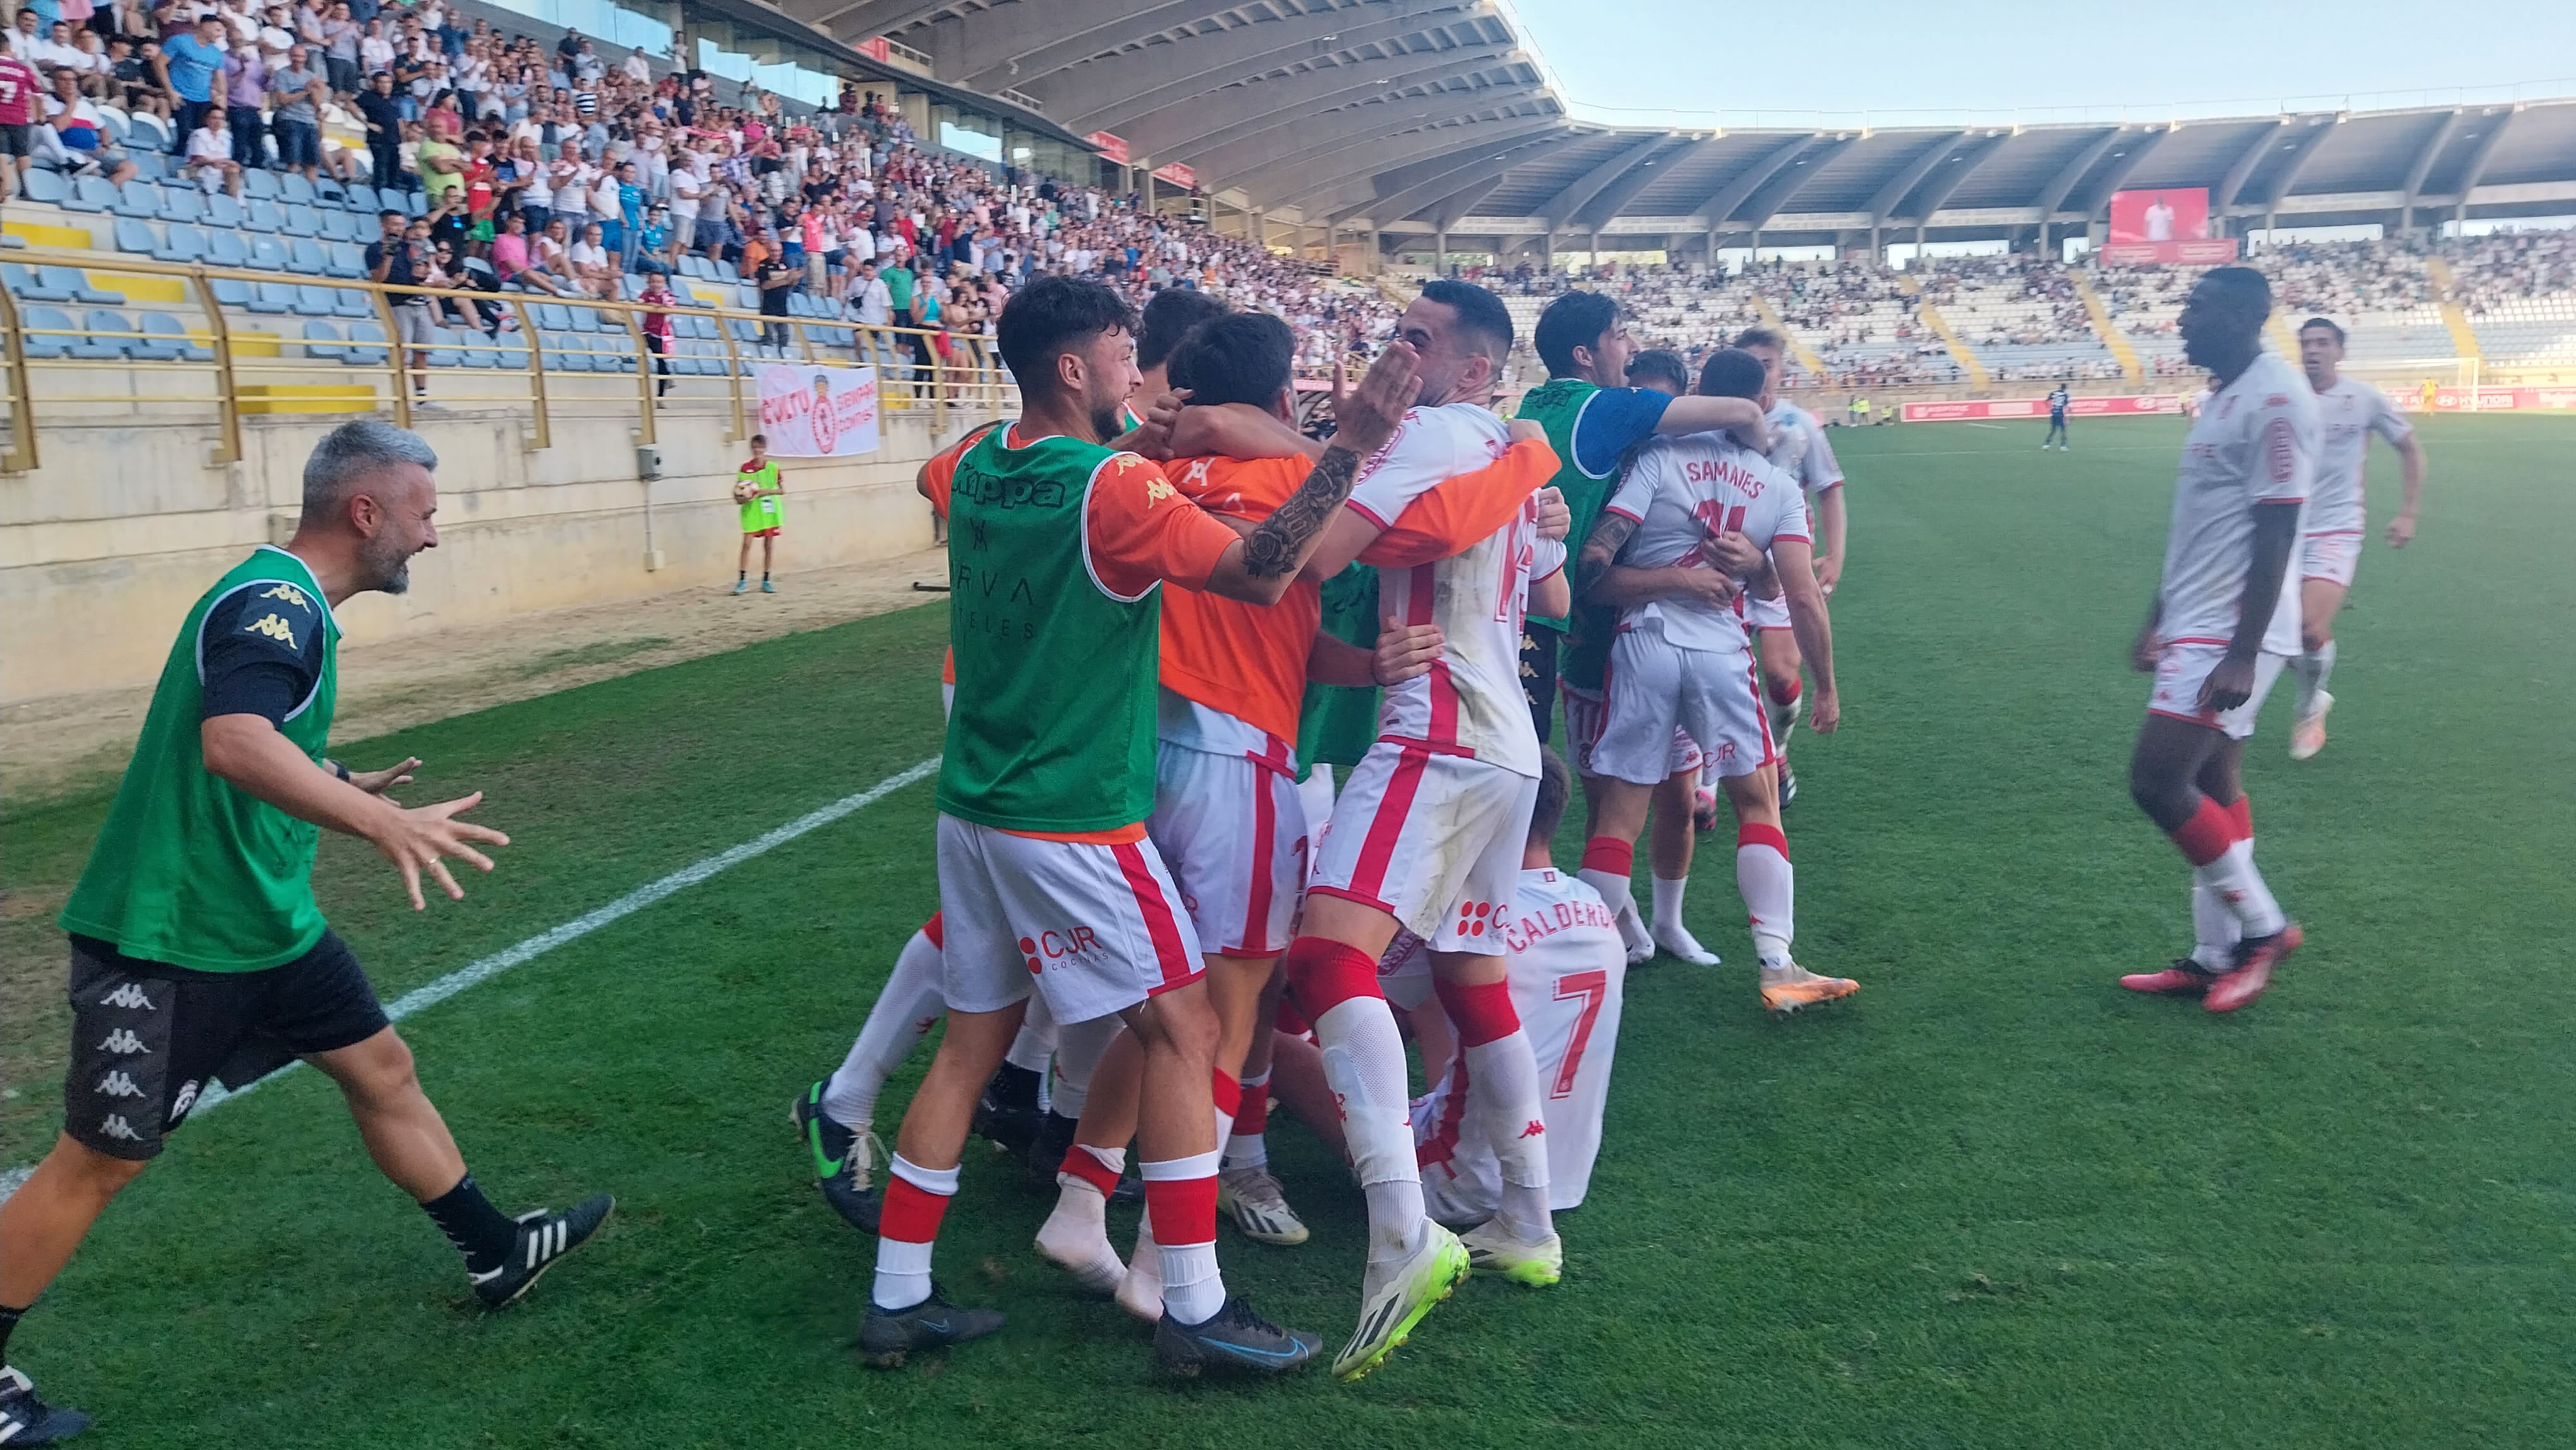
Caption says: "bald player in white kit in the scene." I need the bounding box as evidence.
[2289,318,2427,761]
[1727,327,1847,806]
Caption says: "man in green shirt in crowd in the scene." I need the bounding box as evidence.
[0,421,614,1446]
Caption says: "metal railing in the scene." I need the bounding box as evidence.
[0,247,1015,472]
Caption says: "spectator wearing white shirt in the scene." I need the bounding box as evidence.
[183,105,242,195]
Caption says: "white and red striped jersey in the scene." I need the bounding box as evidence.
[1763,400,1845,498]
[1347,403,1551,779]
[2308,376,2411,537]
[2162,352,2317,657]
[1409,867,1627,1211]
[1601,432,1810,654]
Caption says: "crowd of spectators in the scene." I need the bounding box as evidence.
[0,0,1396,384]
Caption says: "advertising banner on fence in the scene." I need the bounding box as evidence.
[1903,395,2183,422]
[2102,188,2238,266]
[755,364,880,457]
[2416,385,2576,412]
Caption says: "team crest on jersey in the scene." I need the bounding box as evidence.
[245,613,299,648]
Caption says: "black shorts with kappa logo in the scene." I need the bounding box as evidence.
[64,932,390,1160]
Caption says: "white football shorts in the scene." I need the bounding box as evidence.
[1559,681,1700,781]
[1594,629,1773,787]
[2149,641,2289,741]
[1148,743,1305,959]
[1307,743,1537,954]
[936,813,1205,1022]
[2301,530,2363,588]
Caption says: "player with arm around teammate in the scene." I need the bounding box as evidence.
[1728,326,1849,806]
[2287,317,2427,760]
[2118,268,2313,1012]
[0,422,611,1446]
[1575,348,1852,1015]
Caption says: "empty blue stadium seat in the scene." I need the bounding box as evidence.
[243,198,288,234]
[4,263,69,302]
[345,183,381,213]
[319,209,359,243]
[205,230,251,268]
[241,169,280,201]
[282,204,322,237]
[424,328,463,368]
[530,302,571,331]
[300,319,346,360]
[542,332,588,372]
[461,336,498,368]
[134,311,211,362]
[489,330,528,368]
[156,185,206,224]
[323,241,366,279]
[343,320,387,366]
[206,193,244,229]
[209,277,254,308]
[291,285,338,317]
[21,169,70,205]
[249,236,290,271]
[278,173,316,207]
[114,217,160,255]
[61,174,116,212]
[248,282,295,314]
[330,287,373,320]
[127,114,170,150]
[73,309,130,358]
[127,152,167,182]
[46,267,119,304]
[20,305,75,357]
[564,306,599,333]
[289,237,329,275]
[112,181,163,219]
[153,223,208,263]
[403,189,426,217]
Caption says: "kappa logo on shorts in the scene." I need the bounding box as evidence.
[1453,901,1493,938]
[1517,1120,1546,1139]
[98,1113,143,1142]
[1017,926,1105,974]
[98,983,156,1011]
[170,1080,201,1121]
[93,1070,145,1099]
[97,1027,149,1055]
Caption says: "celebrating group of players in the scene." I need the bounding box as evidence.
[0,244,2430,1436]
[787,272,1878,1382]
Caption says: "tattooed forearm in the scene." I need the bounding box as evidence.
[1243,443,1363,578]
[1575,512,1638,599]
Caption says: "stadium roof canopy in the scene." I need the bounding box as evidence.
[768,0,2576,253]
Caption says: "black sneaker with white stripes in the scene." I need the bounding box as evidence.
[472,1194,615,1309]
[0,1366,91,1445]
[858,1285,1006,1369]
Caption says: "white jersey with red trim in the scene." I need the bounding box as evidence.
[1601,433,1810,655]
[1348,401,1547,778]
[2161,351,2317,657]
[1762,401,1844,498]
[2308,376,2411,537]
[1409,866,1627,1213]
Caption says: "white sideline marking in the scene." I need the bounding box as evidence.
[0,757,941,1204]
[1964,422,2007,429]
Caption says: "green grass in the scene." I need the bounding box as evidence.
[3,413,2572,1447]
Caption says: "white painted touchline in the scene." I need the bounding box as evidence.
[0,756,941,1204]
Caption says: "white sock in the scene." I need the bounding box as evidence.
[2191,880,2242,971]
[1649,874,1719,964]
[1220,1069,1270,1171]
[1034,1146,1125,1294]
[1314,994,1427,1266]
[1115,1207,1163,1322]
[1003,991,1058,1076]
[822,926,945,1129]
[2196,837,2286,939]
[2295,638,2337,716]
[1046,1015,1122,1120]
[1143,1149,1226,1326]
[870,1154,958,1311]
[1578,865,1638,931]
[1463,1031,1553,1243]
[1736,839,1796,966]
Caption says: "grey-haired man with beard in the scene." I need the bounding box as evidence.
[0,422,614,1446]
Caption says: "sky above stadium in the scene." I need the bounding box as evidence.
[1508,0,2575,124]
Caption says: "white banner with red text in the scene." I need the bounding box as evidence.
[755,364,881,457]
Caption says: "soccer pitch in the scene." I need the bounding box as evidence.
[2,413,2571,1447]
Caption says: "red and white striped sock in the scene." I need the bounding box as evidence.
[1282,933,1423,1264]
[1142,1150,1225,1326]
[1436,976,1553,1243]
[871,1154,957,1311]
[1735,823,1796,966]
[1579,837,1638,930]
[1035,1143,1124,1291]
[1222,1070,1272,1170]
